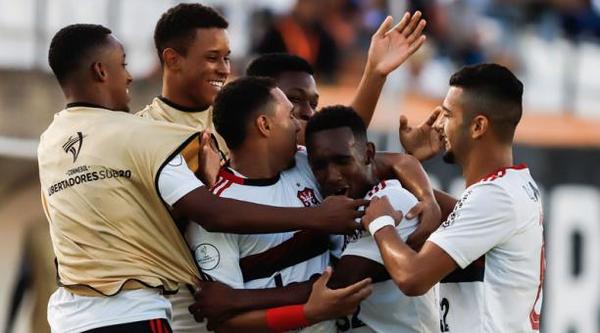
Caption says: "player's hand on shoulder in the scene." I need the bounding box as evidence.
[362,196,403,230]
[399,108,444,162]
[304,267,373,324]
[405,198,442,250]
[314,196,369,234]
[188,278,237,329]
[196,130,221,187]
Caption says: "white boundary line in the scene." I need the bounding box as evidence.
[0,136,38,160]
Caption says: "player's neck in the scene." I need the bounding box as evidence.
[64,84,117,111]
[161,78,211,111]
[462,144,513,187]
[228,144,282,180]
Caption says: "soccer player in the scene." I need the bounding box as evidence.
[40,24,372,333]
[138,5,432,331]
[187,76,373,332]
[246,52,440,249]
[361,64,545,332]
[304,105,439,333]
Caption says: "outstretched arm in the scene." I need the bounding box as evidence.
[174,191,367,234]
[351,12,427,127]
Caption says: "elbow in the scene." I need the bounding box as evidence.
[392,275,429,297]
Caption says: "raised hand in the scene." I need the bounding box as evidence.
[399,107,444,162]
[367,11,427,77]
[304,267,373,324]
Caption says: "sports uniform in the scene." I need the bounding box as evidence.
[39,104,204,332]
[186,150,335,332]
[336,180,439,333]
[137,96,228,332]
[428,165,544,332]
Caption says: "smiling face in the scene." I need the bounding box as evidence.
[307,127,375,199]
[178,28,231,107]
[275,71,319,145]
[435,86,472,165]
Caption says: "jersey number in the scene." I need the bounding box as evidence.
[440,297,450,332]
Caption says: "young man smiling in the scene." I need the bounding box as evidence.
[362,64,545,332]
[40,24,369,333]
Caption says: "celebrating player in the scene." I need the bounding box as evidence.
[363,64,545,332]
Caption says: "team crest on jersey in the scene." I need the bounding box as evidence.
[442,189,472,228]
[297,187,319,207]
[63,132,85,163]
[193,243,220,271]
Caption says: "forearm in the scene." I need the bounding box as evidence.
[350,64,387,127]
[177,188,318,233]
[232,281,312,313]
[434,189,457,221]
[217,310,270,333]
[372,226,428,296]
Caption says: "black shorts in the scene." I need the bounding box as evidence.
[83,319,172,333]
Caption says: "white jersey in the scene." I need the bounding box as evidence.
[186,150,335,333]
[336,180,439,333]
[428,164,544,333]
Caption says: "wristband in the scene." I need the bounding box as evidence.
[368,215,395,236]
[265,304,310,332]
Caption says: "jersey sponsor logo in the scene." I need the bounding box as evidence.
[47,165,132,196]
[442,189,472,228]
[63,131,85,163]
[193,243,220,271]
[297,187,319,207]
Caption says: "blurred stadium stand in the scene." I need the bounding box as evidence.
[0,1,599,332]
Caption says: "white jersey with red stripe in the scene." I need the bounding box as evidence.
[185,149,335,332]
[428,164,544,333]
[335,179,439,333]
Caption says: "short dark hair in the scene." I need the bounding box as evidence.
[246,53,314,78]
[213,77,278,149]
[305,105,367,146]
[48,24,112,85]
[449,63,523,143]
[154,3,228,64]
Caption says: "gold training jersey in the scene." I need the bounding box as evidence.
[137,97,229,171]
[38,105,201,297]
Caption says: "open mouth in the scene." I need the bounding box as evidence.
[332,186,349,196]
[208,80,224,89]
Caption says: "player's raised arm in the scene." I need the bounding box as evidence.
[351,12,427,126]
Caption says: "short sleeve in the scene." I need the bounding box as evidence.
[157,155,204,206]
[428,183,516,269]
[186,225,244,288]
[342,185,420,264]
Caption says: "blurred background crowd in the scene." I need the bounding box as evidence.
[1,1,599,332]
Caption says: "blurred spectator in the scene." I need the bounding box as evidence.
[4,222,55,333]
[254,0,340,82]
